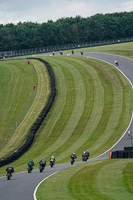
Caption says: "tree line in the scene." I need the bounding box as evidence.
[0,11,133,51]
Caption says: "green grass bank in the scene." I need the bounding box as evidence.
[37,159,133,200]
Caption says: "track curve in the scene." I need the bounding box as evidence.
[0,53,133,200]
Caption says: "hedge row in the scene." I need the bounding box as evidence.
[0,58,56,167]
[111,147,133,158]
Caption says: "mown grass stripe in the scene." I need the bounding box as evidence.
[54,57,98,162]
[55,57,113,161]
[96,160,133,200]
[33,58,86,161]
[44,59,87,160]
[84,59,123,152]
[0,60,37,149]
[75,58,132,158]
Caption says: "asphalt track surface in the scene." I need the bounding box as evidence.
[0,53,133,200]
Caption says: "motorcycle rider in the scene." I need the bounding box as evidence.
[82,151,86,161]
[50,155,56,167]
[85,150,90,160]
[28,160,34,171]
[6,165,14,174]
[50,155,55,163]
[115,60,118,65]
[39,157,46,167]
[70,153,77,160]
[80,51,83,55]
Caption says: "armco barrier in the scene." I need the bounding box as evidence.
[0,58,56,167]
[0,37,133,58]
[111,147,133,159]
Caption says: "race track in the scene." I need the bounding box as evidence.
[0,53,133,200]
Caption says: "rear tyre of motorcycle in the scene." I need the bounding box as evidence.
[71,159,74,164]
[28,167,31,173]
[7,173,10,180]
[40,167,43,172]
[50,161,53,167]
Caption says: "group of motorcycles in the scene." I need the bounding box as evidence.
[6,157,55,180]
[27,156,55,174]
[70,151,90,165]
[27,162,46,173]
[6,151,90,180]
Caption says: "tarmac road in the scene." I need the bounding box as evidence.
[0,53,133,200]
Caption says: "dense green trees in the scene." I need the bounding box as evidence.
[0,11,133,51]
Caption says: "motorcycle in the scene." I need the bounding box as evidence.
[82,155,87,161]
[71,158,75,165]
[39,165,44,172]
[39,163,45,172]
[28,165,33,173]
[115,60,118,66]
[6,167,13,180]
[6,172,12,180]
[50,160,54,167]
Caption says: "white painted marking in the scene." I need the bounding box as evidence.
[33,171,59,200]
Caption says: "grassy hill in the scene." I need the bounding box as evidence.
[0,50,132,176]
[36,159,133,200]
[0,42,133,200]
[0,59,50,159]
[35,42,133,200]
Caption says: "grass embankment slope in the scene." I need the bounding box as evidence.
[0,42,133,199]
[36,42,133,200]
[37,159,133,200]
[0,51,132,176]
[0,59,50,159]
[35,55,132,162]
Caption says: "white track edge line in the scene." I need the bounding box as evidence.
[33,171,59,200]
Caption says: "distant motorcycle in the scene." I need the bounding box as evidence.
[50,156,55,167]
[28,165,33,173]
[6,166,14,180]
[27,160,34,173]
[70,153,77,165]
[39,162,46,172]
[39,165,45,172]
[115,60,118,66]
[50,160,54,167]
[82,155,87,161]
[71,158,75,165]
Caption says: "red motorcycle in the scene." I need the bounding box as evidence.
[115,60,118,66]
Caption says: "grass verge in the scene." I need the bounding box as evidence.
[36,159,133,200]
[0,59,50,158]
